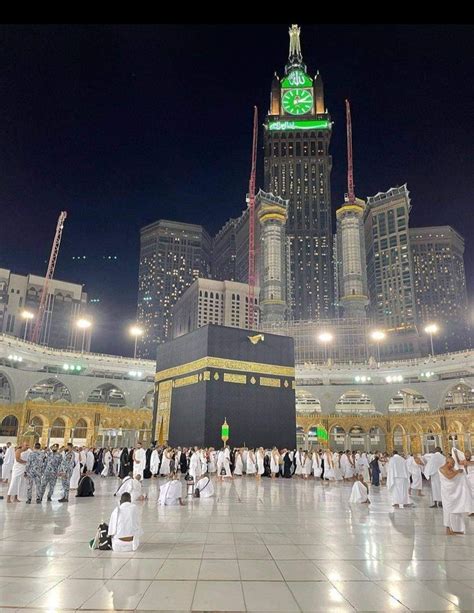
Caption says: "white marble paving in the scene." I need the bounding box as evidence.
[0,474,473,611]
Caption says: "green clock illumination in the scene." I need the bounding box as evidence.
[282,88,313,115]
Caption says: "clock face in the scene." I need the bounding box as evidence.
[282,88,313,115]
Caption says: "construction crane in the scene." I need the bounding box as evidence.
[30,211,68,344]
[247,106,258,329]
[345,99,355,203]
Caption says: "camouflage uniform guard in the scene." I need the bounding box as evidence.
[41,445,62,501]
[58,444,76,502]
[25,443,45,503]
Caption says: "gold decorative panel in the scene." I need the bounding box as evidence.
[157,379,173,443]
[260,377,281,388]
[223,373,247,385]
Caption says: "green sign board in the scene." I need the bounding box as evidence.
[316,426,329,441]
[281,69,313,89]
[268,119,330,131]
[221,423,229,439]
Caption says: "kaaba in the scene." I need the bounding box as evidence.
[153,324,296,449]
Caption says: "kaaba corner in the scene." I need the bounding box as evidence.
[153,324,296,449]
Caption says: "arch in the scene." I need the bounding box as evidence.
[74,418,88,439]
[388,388,429,413]
[51,417,66,438]
[296,425,305,448]
[87,383,126,407]
[140,388,154,410]
[443,382,474,409]
[0,371,13,403]
[392,424,406,453]
[31,415,44,437]
[368,426,386,452]
[26,378,72,403]
[335,389,376,414]
[0,415,18,437]
[296,389,321,413]
[329,425,345,450]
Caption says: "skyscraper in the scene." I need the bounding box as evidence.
[364,185,417,330]
[264,24,333,320]
[410,226,470,351]
[137,220,211,358]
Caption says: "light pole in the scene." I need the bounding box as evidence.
[21,310,34,341]
[424,323,439,356]
[370,330,386,367]
[76,318,92,353]
[129,325,144,359]
[318,332,333,363]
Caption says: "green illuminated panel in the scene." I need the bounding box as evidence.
[268,119,330,131]
[281,69,313,88]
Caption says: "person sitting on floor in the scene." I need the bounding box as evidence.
[349,474,370,504]
[76,473,95,497]
[194,473,215,498]
[107,492,142,551]
[158,471,185,506]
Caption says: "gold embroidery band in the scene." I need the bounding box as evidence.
[155,356,295,383]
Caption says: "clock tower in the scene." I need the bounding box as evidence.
[264,24,333,321]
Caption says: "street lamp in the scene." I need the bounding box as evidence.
[424,323,439,356]
[76,318,92,353]
[129,325,144,359]
[318,332,333,363]
[21,310,34,341]
[370,330,386,366]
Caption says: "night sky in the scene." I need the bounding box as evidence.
[0,24,472,356]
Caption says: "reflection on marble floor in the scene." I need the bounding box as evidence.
[0,475,473,611]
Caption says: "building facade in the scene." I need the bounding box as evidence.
[172,278,259,338]
[0,268,89,351]
[264,24,333,321]
[410,226,470,351]
[364,185,417,329]
[137,220,211,358]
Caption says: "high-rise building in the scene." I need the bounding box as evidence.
[257,190,288,323]
[172,278,259,338]
[264,24,333,320]
[410,226,470,351]
[0,268,89,351]
[211,219,237,282]
[364,185,417,331]
[137,220,211,358]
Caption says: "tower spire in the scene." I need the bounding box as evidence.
[346,99,355,204]
[286,24,306,73]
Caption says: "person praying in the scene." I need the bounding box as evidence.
[349,474,370,504]
[158,472,185,506]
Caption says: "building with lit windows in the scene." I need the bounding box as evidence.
[0,268,89,351]
[172,279,259,338]
[136,220,211,358]
[410,226,470,351]
[264,25,334,320]
[364,184,417,315]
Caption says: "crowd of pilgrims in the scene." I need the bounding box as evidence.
[1,441,473,537]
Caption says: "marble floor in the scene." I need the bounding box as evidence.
[0,475,473,612]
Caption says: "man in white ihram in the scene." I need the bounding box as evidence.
[195,473,215,498]
[115,473,146,502]
[158,472,185,506]
[107,492,142,552]
[387,451,413,508]
[132,441,146,479]
[423,446,445,508]
[189,447,201,482]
